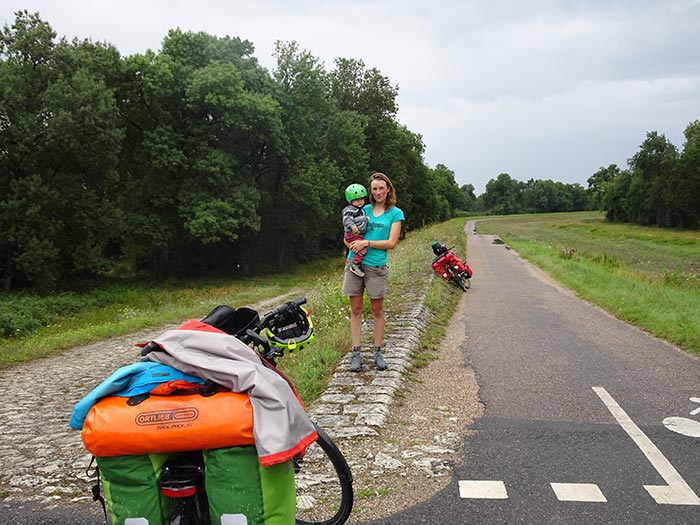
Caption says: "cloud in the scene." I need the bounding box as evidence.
[3,0,699,194]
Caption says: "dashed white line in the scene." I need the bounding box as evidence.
[593,386,700,506]
[459,480,508,499]
[551,483,607,502]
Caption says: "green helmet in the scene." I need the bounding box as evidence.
[345,183,367,203]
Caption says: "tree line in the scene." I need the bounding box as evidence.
[459,121,700,223]
[0,11,469,291]
[475,175,592,215]
[588,121,700,229]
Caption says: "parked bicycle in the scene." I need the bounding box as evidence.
[431,241,473,292]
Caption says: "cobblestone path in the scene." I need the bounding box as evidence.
[0,287,432,510]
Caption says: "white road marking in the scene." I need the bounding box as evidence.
[593,386,700,505]
[459,480,508,499]
[663,416,700,438]
[551,483,607,502]
[689,397,700,416]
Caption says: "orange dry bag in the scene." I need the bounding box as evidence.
[82,390,254,457]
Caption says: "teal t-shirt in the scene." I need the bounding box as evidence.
[347,205,405,267]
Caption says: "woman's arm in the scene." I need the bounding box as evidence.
[349,221,402,252]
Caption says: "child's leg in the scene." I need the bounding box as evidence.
[344,233,365,264]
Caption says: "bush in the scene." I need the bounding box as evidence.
[0,292,93,338]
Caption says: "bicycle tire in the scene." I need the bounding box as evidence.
[449,269,468,292]
[295,423,354,525]
[166,496,201,525]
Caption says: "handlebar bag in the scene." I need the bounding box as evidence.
[82,390,254,457]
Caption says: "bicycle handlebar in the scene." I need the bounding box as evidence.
[259,297,307,330]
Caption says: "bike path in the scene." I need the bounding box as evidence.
[361,224,700,524]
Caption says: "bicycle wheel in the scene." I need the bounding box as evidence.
[165,496,201,525]
[449,269,468,292]
[295,423,354,525]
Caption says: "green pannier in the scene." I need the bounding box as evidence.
[96,453,170,525]
[95,446,295,525]
[204,445,296,525]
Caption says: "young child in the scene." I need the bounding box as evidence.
[342,183,370,277]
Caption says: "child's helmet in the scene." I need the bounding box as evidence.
[264,305,315,352]
[345,183,368,203]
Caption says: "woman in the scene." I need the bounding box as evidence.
[343,172,405,372]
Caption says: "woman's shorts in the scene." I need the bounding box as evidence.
[342,260,389,299]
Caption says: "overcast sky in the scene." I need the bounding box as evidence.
[3,1,699,194]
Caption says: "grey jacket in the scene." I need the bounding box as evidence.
[147,328,317,466]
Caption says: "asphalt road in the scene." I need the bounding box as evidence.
[363,225,700,524]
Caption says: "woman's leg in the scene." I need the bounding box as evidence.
[370,297,388,369]
[349,295,364,347]
[369,297,385,347]
[349,295,364,372]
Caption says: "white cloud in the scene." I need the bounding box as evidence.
[3,0,700,194]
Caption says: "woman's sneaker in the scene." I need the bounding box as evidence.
[350,263,365,277]
[349,350,363,372]
[373,350,388,370]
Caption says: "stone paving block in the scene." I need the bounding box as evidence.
[331,425,379,438]
[319,393,356,404]
[355,412,388,427]
[355,385,395,396]
[329,376,366,387]
[374,451,404,469]
[374,369,403,381]
[310,403,341,414]
[311,414,353,428]
[357,393,394,405]
[371,376,403,389]
[343,403,391,416]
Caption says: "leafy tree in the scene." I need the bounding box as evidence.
[602,168,633,223]
[568,183,591,211]
[0,11,124,290]
[483,173,524,215]
[459,183,479,212]
[117,30,278,274]
[260,41,345,266]
[627,131,678,226]
[587,164,620,209]
[672,120,700,228]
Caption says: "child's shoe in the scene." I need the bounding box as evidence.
[350,263,365,277]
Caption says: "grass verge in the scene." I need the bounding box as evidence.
[477,211,700,357]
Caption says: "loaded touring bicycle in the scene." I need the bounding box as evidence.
[71,297,353,525]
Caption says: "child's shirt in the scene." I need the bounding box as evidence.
[342,204,369,234]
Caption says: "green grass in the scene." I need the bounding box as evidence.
[5,212,698,402]
[356,487,391,499]
[0,219,469,405]
[477,211,700,356]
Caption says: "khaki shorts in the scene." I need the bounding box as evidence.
[342,260,389,299]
